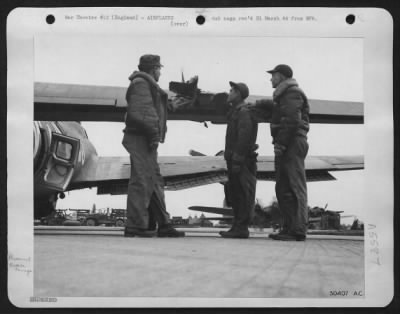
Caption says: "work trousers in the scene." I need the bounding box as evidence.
[226,159,257,230]
[122,133,170,230]
[275,135,309,236]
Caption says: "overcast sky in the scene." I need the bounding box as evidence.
[35,35,364,221]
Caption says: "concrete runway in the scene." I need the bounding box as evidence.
[34,228,364,299]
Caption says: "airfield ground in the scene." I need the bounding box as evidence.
[33,227,364,300]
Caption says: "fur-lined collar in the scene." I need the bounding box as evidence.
[128,71,167,97]
[273,78,299,99]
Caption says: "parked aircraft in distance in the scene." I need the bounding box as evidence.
[189,204,349,231]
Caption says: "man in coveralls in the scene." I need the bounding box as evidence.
[253,65,309,241]
[219,82,258,239]
[122,54,185,238]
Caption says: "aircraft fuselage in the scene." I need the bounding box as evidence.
[33,121,98,218]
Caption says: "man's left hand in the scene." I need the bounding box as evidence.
[149,141,159,151]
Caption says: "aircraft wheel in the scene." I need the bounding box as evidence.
[86,219,96,226]
[115,219,125,227]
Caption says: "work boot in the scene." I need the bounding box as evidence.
[219,228,249,239]
[218,225,235,236]
[272,233,306,242]
[157,224,185,237]
[268,229,289,239]
[124,227,156,238]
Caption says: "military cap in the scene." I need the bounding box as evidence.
[229,81,249,100]
[267,64,293,78]
[138,54,163,68]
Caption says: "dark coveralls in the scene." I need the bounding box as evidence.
[122,71,170,230]
[224,103,258,231]
[255,78,310,236]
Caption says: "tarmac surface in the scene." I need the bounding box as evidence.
[34,227,364,299]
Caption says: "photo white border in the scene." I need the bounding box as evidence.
[7,7,393,308]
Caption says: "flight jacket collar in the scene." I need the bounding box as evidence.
[273,78,299,100]
[128,70,168,97]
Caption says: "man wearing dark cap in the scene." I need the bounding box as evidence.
[122,54,185,238]
[252,64,310,241]
[220,81,258,238]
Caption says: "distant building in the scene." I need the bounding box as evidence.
[187,214,213,227]
[171,216,189,225]
[188,215,200,225]
[199,213,213,227]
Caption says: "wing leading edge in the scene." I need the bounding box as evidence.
[34,82,363,124]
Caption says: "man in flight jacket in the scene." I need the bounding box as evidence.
[220,81,258,239]
[253,64,310,241]
[122,54,184,238]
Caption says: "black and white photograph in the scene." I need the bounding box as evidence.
[7,7,393,307]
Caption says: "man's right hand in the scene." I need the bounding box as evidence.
[149,141,159,151]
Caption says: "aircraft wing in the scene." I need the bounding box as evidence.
[68,155,363,195]
[257,155,364,182]
[34,82,363,124]
[69,156,228,194]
